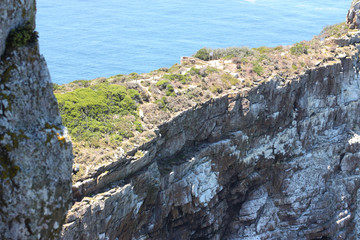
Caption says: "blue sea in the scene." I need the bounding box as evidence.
[37,0,350,85]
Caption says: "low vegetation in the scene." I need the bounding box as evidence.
[193,46,254,61]
[320,22,349,39]
[290,42,309,56]
[55,21,353,182]
[55,83,142,148]
[6,22,38,49]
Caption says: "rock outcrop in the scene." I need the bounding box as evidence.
[347,0,360,29]
[61,31,360,239]
[0,1,73,239]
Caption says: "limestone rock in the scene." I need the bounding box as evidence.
[347,0,360,29]
[0,1,73,239]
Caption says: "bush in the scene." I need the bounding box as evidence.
[168,63,181,73]
[221,73,238,86]
[166,84,176,96]
[253,46,271,54]
[69,79,92,88]
[290,42,308,56]
[193,46,254,61]
[320,22,349,39]
[252,62,263,76]
[163,74,191,84]
[129,72,139,80]
[156,96,168,110]
[6,22,38,49]
[189,67,200,76]
[205,66,218,74]
[53,83,60,90]
[156,80,170,89]
[193,47,211,61]
[55,83,141,145]
[210,85,223,94]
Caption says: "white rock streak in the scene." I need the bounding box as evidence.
[186,160,222,206]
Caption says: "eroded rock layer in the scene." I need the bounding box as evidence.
[61,34,360,239]
[0,1,73,239]
[347,0,360,29]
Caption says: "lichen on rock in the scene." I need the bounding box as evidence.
[0,0,73,239]
[347,0,360,29]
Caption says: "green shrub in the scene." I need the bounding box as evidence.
[193,47,211,60]
[253,46,271,54]
[129,72,139,80]
[168,63,181,73]
[210,85,223,94]
[189,67,200,76]
[163,74,191,84]
[320,22,349,38]
[55,83,141,145]
[156,96,168,110]
[205,66,218,74]
[166,84,176,96]
[292,64,298,70]
[193,46,254,61]
[156,80,170,89]
[134,120,143,132]
[69,79,92,88]
[6,22,38,49]
[110,134,123,145]
[252,62,263,76]
[221,73,239,86]
[240,57,249,64]
[290,42,308,56]
[53,83,61,91]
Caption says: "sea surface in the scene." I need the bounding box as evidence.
[37,0,350,84]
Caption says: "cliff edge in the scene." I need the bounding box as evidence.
[0,1,73,239]
[60,4,360,240]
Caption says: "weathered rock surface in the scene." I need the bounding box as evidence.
[0,0,36,56]
[61,33,360,239]
[0,1,73,239]
[347,0,360,29]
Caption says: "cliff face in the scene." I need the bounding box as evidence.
[347,0,360,29]
[0,0,36,56]
[61,33,360,239]
[0,1,73,239]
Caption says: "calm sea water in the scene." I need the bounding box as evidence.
[37,0,350,84]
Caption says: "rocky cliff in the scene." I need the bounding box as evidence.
[60,27,360,240]
[347,0,360,29]
[0,1,73,239]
